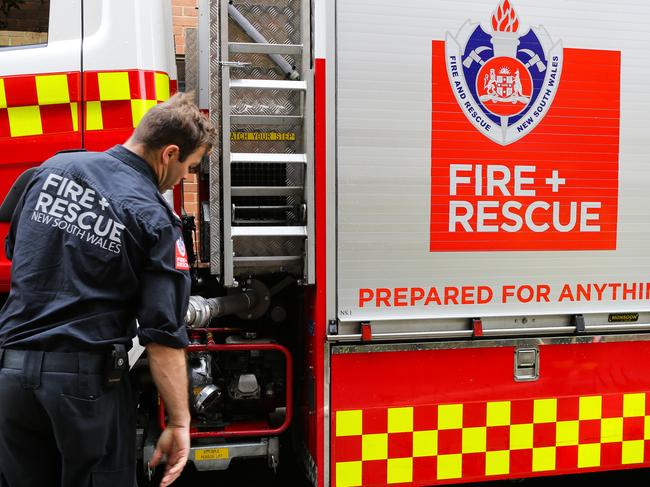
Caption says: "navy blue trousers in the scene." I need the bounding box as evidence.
[0,350,136,487]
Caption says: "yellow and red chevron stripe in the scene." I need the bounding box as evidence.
[0,69,176,139]
[334,392,650,486]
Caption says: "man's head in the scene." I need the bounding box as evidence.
[125,92,215,192]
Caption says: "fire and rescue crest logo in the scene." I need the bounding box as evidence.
[445,0,563,145]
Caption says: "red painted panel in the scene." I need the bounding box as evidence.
[430,44,621,252]
[331,341,650,486]
[303,57,327,487]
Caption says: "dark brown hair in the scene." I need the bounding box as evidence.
[131,92,215,162]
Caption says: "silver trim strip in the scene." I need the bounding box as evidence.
[331,333,650,354]
[328,330,474,342]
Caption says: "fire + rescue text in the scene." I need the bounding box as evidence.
[448,164,601,233]
[31,173,124,254]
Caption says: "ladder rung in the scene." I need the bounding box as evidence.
[231,153,307,164]
[229,42,303,55]
[234,256,303,267]
[230,79,307,91]
[231,115,303,125]
[233,219,286,225]
[232,186,304,197]
[234,205,295,211]
[231,226,307,237]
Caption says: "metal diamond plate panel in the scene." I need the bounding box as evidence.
[209,0,222,275]
[211,0,309,280]
[185,28,199,103]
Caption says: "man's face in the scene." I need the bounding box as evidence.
[158,145,207,192]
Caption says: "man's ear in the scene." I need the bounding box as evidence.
[161,144,180,166]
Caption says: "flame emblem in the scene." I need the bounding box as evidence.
[491,0,520,33]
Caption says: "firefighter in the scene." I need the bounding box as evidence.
[0,92,214,487]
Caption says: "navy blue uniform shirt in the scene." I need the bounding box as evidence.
[0,145,190,351]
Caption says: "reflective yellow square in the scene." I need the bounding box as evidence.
[387,458,412,484]
[645,416,650,440]
[336,461,362,487]
[623,393,645,418]
[131,99,158,127]
[534,399,557,424]
[155,72,171,101]
[579,396,602,421]
[510,423,533,450]
[35,74,69,105]
[438,404,463,430]
[577,443,600,468]
[556,421,579,446]
[362,434,387,461]
[437,454,462,480]
[487,401,511,427]
[622,440,644,465]
[336,410,362,437]
[485,450,509,476]
[0,79,6,108]
[85,101,103,130]
[98,72,130,101]
[413,430,437,457]
[532,447,556,472]
[601,417,623,444]
[388,407,413,433]
[8,106,42,137]
[70,103,79,132]
[462,427,486,453]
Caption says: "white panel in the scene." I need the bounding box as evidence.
[336,0,650,322]
[83,0,177,75]
[0,0,81,75]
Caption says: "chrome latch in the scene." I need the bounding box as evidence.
[514,348,539,382]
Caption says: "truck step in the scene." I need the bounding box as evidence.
[231,186,304,197]
[231,226,307,237]
[230,153,307,164]
[230,114,304,125]
[230,79,307,91]
[229,42,302,55]
[234,256,302,267]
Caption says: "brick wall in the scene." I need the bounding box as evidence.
[0,30,47,47]
[172,0,202,258]
[172,0,198,56]
[0,0,49,47]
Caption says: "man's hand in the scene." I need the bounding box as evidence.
[146,343,191,487]
[149,425,190,487]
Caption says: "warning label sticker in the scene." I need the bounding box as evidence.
[194,448,229,461]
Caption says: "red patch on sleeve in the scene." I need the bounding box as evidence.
[175,238,190,270]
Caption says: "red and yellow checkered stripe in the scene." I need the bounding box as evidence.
[0,70,176,138]
[334,392,650,486]
[84,70,176,131]
[0,72,80,137]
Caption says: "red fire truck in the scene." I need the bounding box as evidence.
[2,1,650,486]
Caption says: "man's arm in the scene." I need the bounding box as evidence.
[133,220,192,486]
[147,343,190,487]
